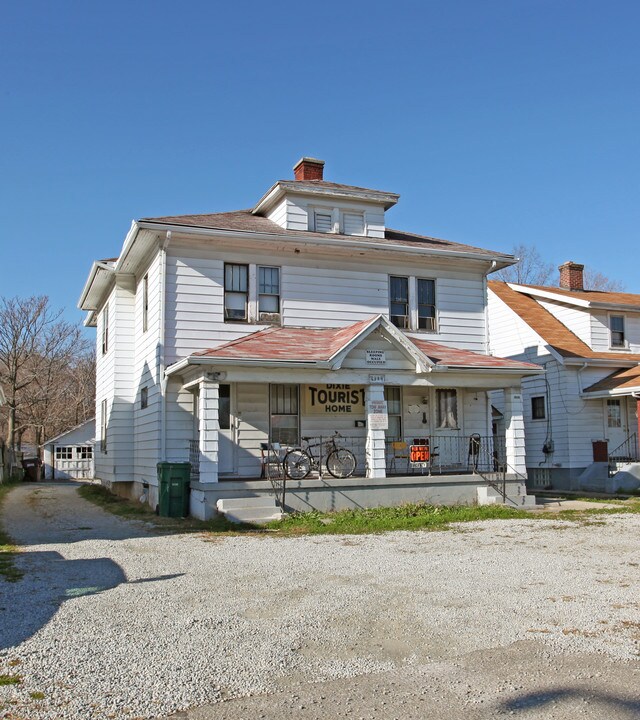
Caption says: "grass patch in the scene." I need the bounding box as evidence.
[77,483,255,534]
[0,480,23,582]
[29,691,45,700]
[0,675,21,686]
[263,503,532,535]
[79,482,640,539]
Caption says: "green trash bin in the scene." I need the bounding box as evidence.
[157,462,192,517]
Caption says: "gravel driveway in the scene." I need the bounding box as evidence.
[0,483,639,720]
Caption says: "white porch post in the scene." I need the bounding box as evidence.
[365,384,387,479]
[198,379,219,484]
[504,386,526,475]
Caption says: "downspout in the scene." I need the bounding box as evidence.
[483,260,497,354]
[159,231,171,461]
[576,362,589,394]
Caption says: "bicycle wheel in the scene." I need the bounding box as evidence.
[326,449,357,478]
[283,449,312,480]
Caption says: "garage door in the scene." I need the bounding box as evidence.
[54,445,94,479]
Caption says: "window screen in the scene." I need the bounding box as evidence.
[389,276,409,328]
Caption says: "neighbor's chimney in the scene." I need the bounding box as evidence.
[293,157,325,181]
[558,261,585,291]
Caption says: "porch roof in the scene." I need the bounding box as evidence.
[582,366,640,396]
[168,316,542,374]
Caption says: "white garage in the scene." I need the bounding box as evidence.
[43,419,95,480]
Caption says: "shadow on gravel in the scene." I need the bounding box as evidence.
[0,550,184,650]
[501,688,640,717]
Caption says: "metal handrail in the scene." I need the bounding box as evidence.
[608,432,639,473]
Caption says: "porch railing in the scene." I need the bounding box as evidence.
[189,440,200,481]
[608,433,639,475]
[387,435,506,476]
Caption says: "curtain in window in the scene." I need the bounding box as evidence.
[437,389,457,429]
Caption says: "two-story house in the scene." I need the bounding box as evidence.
[488,263,640,494]
[79,158,542,520]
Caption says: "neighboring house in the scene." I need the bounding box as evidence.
[488,263,640,493]
[79,157,542,519]
[42,419,95,481]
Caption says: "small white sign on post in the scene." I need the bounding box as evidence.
[367,400,388,430]
[366,350,386,366]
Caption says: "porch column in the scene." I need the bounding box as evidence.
[504,387,526,475]
[365,384,387,479]
[198,379,219,484]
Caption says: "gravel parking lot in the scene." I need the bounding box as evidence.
[0,483,639,720]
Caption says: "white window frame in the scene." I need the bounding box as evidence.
[389,276,410,329]
[140,386,148,410]
[100,398,108,453]
[142,273,149,333]
[55,446,73,460]
[389,275,438,332]
[101,304,109,355]
[609,314,626,349]
[224,263,249,322]
[436,389,458,430]
[531,395,546,420]
[258,266,280,319]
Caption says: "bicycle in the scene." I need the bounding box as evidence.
[283,432,357,480]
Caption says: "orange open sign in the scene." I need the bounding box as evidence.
[410,445,430,463]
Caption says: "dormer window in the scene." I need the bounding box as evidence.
[342,212,365,236]
[610,315,626,348]
[314,211,333,233]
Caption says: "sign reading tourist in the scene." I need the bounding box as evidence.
[304,385,366,414]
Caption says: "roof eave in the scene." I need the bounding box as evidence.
[77,261,116,311]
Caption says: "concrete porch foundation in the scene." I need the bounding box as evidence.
[189,473,532,518]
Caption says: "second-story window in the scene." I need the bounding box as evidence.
[142,274,148,333]
[417,279,436,331]
[610,315,625,348]
[101,305,109,355]
[258,266,280,316]
[224,264,248,321]
[389,276,409,329]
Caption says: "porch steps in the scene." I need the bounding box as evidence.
[216,496,284,524]
[476,485,536,508]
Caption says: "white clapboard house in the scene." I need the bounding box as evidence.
[79,158,542,520]
[488,264,640,493]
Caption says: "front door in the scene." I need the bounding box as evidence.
[218,384,235,474]
[605,398,628,452]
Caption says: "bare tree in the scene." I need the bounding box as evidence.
[583,269,626,292]
[496,244,555,285]
[496,244,624,291]
[0,296,94,454]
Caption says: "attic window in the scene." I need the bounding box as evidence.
[314,211,333,233]
[342,212,365,236]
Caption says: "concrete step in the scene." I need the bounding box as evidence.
[216,496,283,524]
[477,485,536,508]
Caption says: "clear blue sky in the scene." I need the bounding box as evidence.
[1,0,638,327]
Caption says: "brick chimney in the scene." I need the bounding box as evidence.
[293,157,325,181]
[558,261,584,291]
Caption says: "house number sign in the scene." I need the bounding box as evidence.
[366,350,386,366]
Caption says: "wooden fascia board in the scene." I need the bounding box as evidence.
[509,284,640,312]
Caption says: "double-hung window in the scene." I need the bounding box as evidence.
[270,384,299,446]
[531,396,546,420]
[224,264,248,321]
[258,266,280,316]
[610,315,625,348]
[389,276,409,329]
[417,279,436,331]
[100,399,108,453]
[142,274,148,333]
[101,305,109,354]
[384,386,402,440]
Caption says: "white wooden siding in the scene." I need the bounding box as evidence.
[266,198,287,228]
[537,299,592,346]
[284,196,386,238]
[132,253,163,486]
[488,289,548,358]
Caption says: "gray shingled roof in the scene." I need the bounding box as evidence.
[140,209,511,258]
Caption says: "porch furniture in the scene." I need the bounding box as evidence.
[388,441,410,473]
